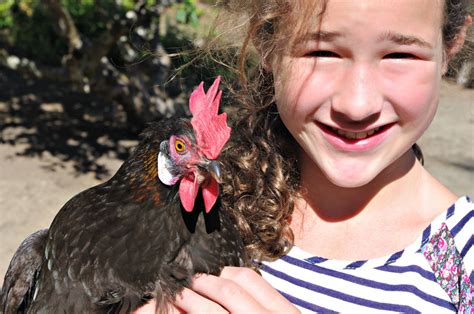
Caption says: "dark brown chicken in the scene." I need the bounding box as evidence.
[0,77,245,313]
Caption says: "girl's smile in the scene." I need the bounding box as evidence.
[316,121,395,152]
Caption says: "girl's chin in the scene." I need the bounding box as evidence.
[318,160,383,189]
[324,172,377,189]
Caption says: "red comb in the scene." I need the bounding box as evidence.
[190,76,230,160]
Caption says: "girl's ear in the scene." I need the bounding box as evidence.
[446,15,472,60]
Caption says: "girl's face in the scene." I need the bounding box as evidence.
[273,0,445,188]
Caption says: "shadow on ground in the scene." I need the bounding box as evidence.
[0,65,144,179]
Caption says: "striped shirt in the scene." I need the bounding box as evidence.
[260,196,473,313]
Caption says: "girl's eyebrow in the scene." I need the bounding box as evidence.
[378,31,433,48]
[299,31,433,49]
[301,31,344,42]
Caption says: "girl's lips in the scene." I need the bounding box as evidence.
[316,122,394,152]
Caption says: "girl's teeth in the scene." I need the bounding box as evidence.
[332,127,380,140]
[356,132,366,139]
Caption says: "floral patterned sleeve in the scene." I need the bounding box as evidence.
[421,222,473,312]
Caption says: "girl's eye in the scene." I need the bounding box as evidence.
[175,139,186,154]
[306,50,340,58]
[384,52,417,59]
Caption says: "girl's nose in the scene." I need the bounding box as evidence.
[331,64,383,122]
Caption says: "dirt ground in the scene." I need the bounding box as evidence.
[0,80,473,287]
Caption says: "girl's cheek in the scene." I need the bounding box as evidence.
[276,58,343,117]
[381,61,441,119]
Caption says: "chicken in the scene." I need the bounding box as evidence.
[0,77,246,313]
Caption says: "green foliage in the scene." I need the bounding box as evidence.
[11,1,68,65]
[175,0,202,28]
[0,0,135,65]
[0,0,230,87]
[0,0,210,65]
[0,0,14,29]
[62,0,130,39]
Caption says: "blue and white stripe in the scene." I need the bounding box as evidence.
[260,196,473,313]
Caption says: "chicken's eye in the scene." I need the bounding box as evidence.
[175,139,186,154]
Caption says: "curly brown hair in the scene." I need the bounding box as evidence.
[217,0,472,262]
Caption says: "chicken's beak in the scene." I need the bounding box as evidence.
[196,159,221,185]
[206,160,221,184]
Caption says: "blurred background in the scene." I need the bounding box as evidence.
[0,0,473,286]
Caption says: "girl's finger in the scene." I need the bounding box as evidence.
[131,299,156,314]
[218,267,298,313]
[174,287,228,314]
[190,273,270,313]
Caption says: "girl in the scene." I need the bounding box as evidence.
[138,0,473,312]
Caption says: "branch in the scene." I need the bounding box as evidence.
[41,0,82,52]
[82,0,154,77]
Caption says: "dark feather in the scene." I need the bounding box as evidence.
[1,229,47,313]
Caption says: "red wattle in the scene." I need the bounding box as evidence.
[179,175,199,212]
[202,179,219,213]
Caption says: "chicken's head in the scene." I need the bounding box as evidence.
[157,77,231,213]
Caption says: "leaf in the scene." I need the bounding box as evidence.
[190,11,199,27]
[176,9,186,24]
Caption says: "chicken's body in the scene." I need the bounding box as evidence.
[1,79,245,313]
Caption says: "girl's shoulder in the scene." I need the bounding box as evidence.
[420,195,473,274]
[408,195,472,312]
[421,195,473,249]
[423,195,473,247]
[419,196,473,296]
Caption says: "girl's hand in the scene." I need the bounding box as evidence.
[133,267,300,313]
